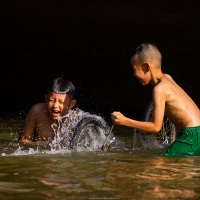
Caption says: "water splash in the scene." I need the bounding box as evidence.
[50,108,115,152]
[0,108,124,157]
[3,109,118,156]
[132,129,165,149]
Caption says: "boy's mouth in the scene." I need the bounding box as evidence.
[52,110,60,118]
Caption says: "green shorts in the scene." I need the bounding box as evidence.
[163,126,200,156]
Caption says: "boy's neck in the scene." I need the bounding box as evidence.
[150,69,163,86]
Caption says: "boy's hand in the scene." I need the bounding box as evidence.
[19,138,50,147]
[20,138,32,144]
[111,111,125,125]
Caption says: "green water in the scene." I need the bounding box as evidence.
[0,117,200,200]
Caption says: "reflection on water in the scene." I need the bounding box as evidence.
[0,117,200,200]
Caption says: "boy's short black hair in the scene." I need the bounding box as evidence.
[135,43,157,54]
[47,77,75,99]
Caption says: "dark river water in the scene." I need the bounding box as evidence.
[0,117,200,200]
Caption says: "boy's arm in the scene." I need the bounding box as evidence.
[18,106,37,144]
[19,105,51,146]
[111,112,163,133]
[111,87,166,133]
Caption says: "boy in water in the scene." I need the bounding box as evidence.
[111,43,200,156]
[19,77,77,146]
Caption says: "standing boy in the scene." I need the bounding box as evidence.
[111,43,200,155]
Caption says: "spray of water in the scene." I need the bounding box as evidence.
[132,129,165,149]
[5,108,117,156]
[50,108,115,152]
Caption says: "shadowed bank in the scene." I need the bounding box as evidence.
[1,0,200,120]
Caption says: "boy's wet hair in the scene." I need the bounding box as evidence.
[134,42,158,54]
[133,43,162,67]
[47,77,75,99]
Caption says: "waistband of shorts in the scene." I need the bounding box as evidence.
[181,125,200,133]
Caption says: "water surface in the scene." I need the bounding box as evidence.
[0,117,200,200]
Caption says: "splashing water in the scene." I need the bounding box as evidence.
[50,108,116,152]
[2,108,122,156]
[132,129,165,149]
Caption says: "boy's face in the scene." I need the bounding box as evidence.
[45,92,76,120]
[131,55,151,86]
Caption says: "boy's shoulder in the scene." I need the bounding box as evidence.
[29,103,47,113]
[158,74,174,86]
[153,74,173,93]
[163,73,172,80]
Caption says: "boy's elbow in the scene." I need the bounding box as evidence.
[154,128,161,133]
[151,124,162,133]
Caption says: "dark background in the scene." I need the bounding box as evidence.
[1,0,200,122]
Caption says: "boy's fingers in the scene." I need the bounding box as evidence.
[111,112,118,119]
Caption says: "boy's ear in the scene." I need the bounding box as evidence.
[143,63,150,72]
[69,99,77,109]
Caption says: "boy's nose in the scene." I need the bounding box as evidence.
[53,101,59,107]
